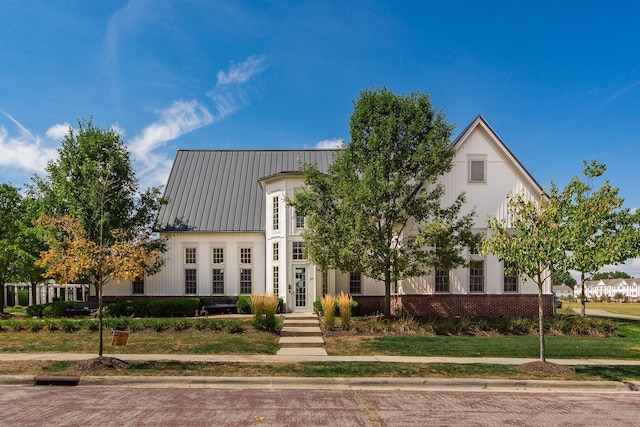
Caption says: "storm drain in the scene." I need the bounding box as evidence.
[34,376,80,386]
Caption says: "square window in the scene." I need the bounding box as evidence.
[212,268,224,294]
[240,248,252,264]
[212,248,224,264]
[350,272,362,294]
[185,269,197,294]
[469,160,486,182]
[185,247,197,264]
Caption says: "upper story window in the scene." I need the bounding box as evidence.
[292,242,306,260]
[211,247,224,264]
[296,212,305,229]
[185,247,197,264]
[468,156,487,183]
[272,196,279,231]
[240,248,252,264]
[273,242,279,261]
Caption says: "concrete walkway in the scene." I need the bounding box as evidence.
[1,352,640,366]
[572,308,640,320]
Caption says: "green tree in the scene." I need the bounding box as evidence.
[34,119,167,356]
[551,271,577,288]
[0,183,27,313]
[291,88,475,318]
[15,194,49,305]
[482,188,569,362]
[564,161,640,316]
[591,271,631,280]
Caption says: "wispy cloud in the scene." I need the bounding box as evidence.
[605,79,640,104]
[215,54,267,86]
[207,55,267,118]
[133,54,268,187]
[315,138,343,149]
[0,111,59,175]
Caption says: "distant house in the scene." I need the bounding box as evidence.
[575,278,640,302]
[102,116,554,319]
[553,285,573,300]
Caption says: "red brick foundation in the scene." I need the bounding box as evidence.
[354,294,553,319]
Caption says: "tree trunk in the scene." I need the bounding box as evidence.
[580,272,586,316]
[31,282,37,306]
[0,280,5,314]
[384,269,391,318]
[98,282,103,357]
[537,275,546,363]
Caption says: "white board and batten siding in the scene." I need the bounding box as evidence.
[103,232,266,297]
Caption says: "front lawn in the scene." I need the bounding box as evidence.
[564,301,640,316]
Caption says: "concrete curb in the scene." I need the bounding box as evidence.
[2,375,637,391]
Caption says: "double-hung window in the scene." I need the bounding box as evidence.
[469,260,484,293]
[435,270,450,293]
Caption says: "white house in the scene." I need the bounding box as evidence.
[574,278,640,302]
[103,115,553,318]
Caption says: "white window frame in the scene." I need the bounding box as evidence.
[240,247,252,265]
[240,268,252,294]
[185,247,197,264]
[292,241,305,260]
[350,272,362,294]
[435,270,450,293]
[211,247,224,265]
[212,268,224,294]
[468,155,487,183]
[272,196,279,231]
[503,262,518,293]
[469,260,484,293]
[273,242,279,261]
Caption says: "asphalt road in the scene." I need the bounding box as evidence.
[2,386,639,426]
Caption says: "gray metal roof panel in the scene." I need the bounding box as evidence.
[157,150,335,232]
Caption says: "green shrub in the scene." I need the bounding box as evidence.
[42,301,75,318]
[26,304,46,317]
[224,320,244,334]
[26,320,43,332]
[106,300,136,317]
[17,289,29,306]
[142,298,200,317]
[237,296,251,314]
[313,300,322,314]
[11,321,25,332]
[45,320,59,332]
[172,319,191,331]
[59,319,79,333]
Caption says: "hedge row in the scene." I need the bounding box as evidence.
[25,299,202,319]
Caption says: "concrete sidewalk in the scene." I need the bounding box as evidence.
[1,352,640,366]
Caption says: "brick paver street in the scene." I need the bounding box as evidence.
[2,386,639,426]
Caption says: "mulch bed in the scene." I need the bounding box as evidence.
[517,361,576,375]
[73,356,130,374]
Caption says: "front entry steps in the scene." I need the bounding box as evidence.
[277,312,327,356]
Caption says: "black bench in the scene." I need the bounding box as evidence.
[198,297,238,315]
[66,301,99,316]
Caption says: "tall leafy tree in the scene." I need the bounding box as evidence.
[565,161,640,316]
[551,271,577,288]
[591,271,631,281]
[482,189,569,362]
[291,88,475,318]
[15,194,49,305]
[0,183,26,314]
[34,119,166,356]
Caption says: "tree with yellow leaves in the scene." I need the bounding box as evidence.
[33,119,166,356]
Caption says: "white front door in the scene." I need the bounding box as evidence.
[294,267,307,310]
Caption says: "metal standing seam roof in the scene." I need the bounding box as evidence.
[156,150,335,232]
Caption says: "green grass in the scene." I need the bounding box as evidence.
[0,330,279,354]
[565,301,640,316]
[325,319,640,360]
[4,360,640,381]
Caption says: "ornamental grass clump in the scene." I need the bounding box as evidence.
[337,292,353,330]
[250,294,280,332]
[320,294,336,330]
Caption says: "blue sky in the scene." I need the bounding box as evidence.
[1,1,639,275]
